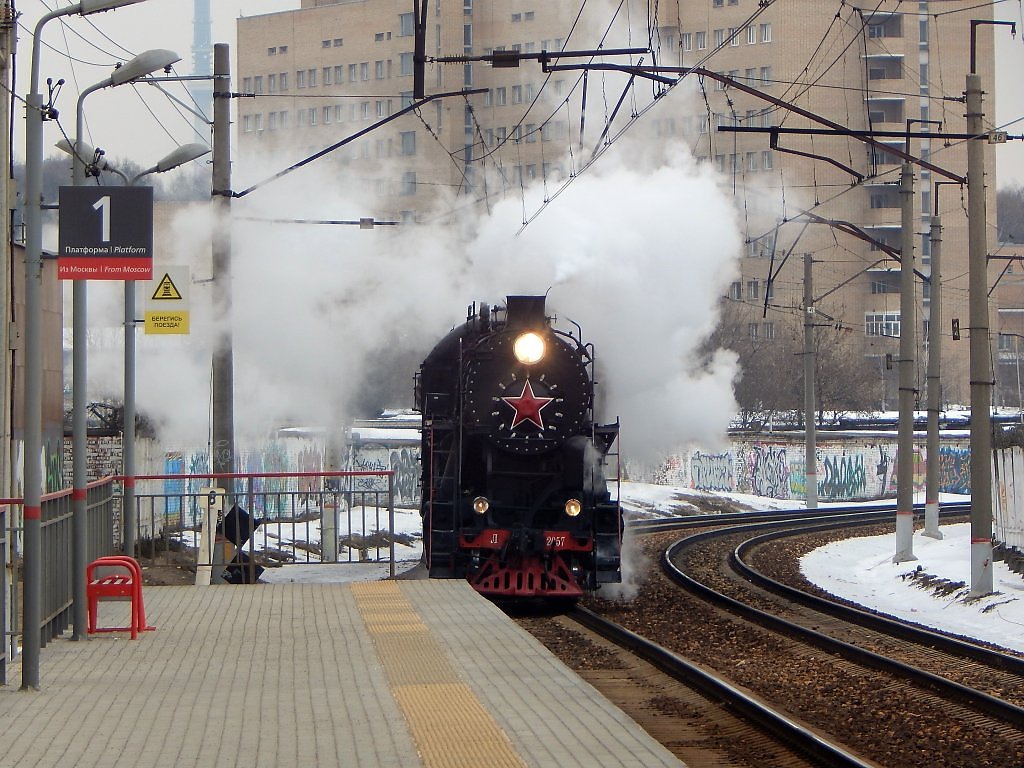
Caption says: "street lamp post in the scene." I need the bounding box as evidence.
[23,0,149,692]
[65,48,180,641]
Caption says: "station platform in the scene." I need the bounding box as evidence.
[0,580,685,767]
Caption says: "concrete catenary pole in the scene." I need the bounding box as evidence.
[894,162,917,563]
[924,215,943,539]
[0,1,14,665]
[211,43,235,483]
[966,72,994,595]
[803,253,818,509]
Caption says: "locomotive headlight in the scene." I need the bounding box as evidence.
[564,498,582,517]
[473,496,490,515]
[513,332,545,364]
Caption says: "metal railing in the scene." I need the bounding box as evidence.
[126,471,410,581]
[2,478,118,675]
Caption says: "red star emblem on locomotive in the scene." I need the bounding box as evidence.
[501,380,554,431]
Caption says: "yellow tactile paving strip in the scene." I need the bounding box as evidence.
[352,582,527,768]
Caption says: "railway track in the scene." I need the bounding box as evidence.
[546,505,1024,767]
[514,610,847,767]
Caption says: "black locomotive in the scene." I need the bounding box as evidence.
[415,295,622,598]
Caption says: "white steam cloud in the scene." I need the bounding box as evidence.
[81,108,743,464]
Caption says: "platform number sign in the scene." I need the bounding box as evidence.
[58,186,153,280]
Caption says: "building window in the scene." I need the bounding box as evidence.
[760,66,772,84]
[308,108,316,126]
[747,151,758,171]
[714,29,724,47]
[512,12,521,22]
[322,40,331,49]
[376,60,385,79]
[400,12,415,36]
[401,131,416,155]
[279,72,288,91]
[464,24,472,47]
[400,52,414,75]
[760,23,772,43]
[401,171,417,196]
[322,67,331,86]
[377,100,388,117]
[308,69,317,87]
[349,63,358,81]
[333,39,343,47]
[296,109,306,127]
[334,66,344,83]
[496,86,507,105]
[512,85,522,103]
[696,31,707,50]
[866,312,900,337]
[747,280,760,299]
[729,28,739,46]
[254,74,264,92]
[762,150,773,169]
[748,323,760,340]
[729,281,742,300]
[681,32,692,51]
[268,47,277,56]
[763,322,776,340]
[296,70,305,88]
[361,101,370,119]
[360,62,369,80]
[278,45,287,54]
[747,26,757,45]
[268,74,277,93]
[242,76,252,92]
[242,114,253,132]
[323,106,331,124]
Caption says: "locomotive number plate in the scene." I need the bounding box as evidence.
[543,532,591,551]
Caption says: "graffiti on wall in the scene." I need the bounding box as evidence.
[937,446,971,494]
[690,452,735,492]
[818,453,867,500]
[390,448,420,506]
[747,445,790,499]
[637,437,972,502]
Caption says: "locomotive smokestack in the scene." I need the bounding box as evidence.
[504,295,547,329]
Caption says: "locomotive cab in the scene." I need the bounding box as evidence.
[417,295,622,598]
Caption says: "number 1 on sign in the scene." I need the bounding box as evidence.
[92,195,111,242]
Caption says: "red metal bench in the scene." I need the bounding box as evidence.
[86,556,155,639]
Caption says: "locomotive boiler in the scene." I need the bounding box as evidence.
[415,295,622,598]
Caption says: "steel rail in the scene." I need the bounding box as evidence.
[569,607,875,768]
[732,527,1024,675]
[662,521,1024,727]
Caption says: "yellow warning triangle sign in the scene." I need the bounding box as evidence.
[151,273,183,301]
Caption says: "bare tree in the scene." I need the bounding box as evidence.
[705,302,881,430]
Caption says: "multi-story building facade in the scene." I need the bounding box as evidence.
[237,1,1009,408]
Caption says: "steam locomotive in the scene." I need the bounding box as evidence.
[415,295,622,598]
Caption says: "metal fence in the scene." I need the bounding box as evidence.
[1,478,118,682]
[128,471,411,581]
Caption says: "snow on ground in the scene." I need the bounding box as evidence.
[801,523,1024,654]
